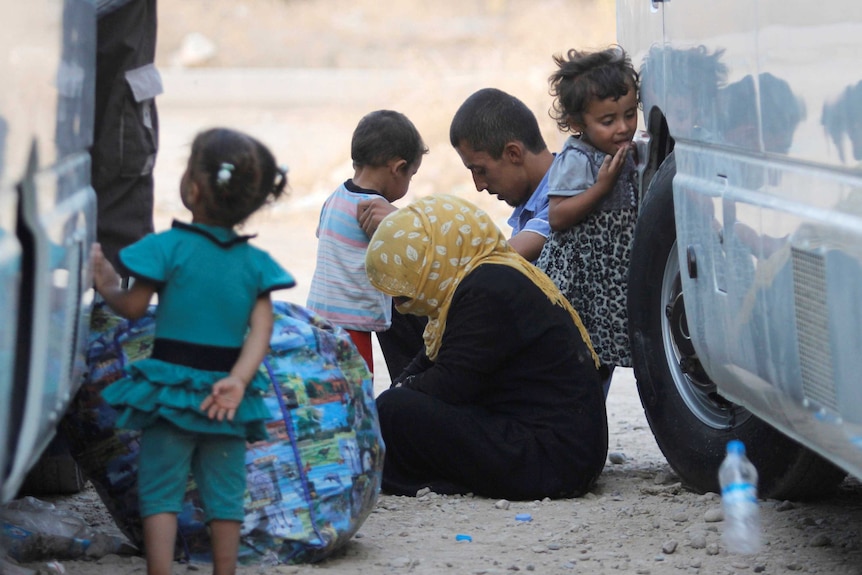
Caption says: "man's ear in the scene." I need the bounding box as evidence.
[502,141,526,165]
[389,158,408,174]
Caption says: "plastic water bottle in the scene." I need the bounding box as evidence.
[719,440,761,554]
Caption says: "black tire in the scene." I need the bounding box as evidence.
[17,439,86,497]
[627,152,846,500]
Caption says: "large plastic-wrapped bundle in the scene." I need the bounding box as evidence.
[62,300,383,565]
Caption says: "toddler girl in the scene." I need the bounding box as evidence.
[91,127,295,575]
[535,46,640,396]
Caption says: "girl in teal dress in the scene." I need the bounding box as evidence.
[91,127,295,575]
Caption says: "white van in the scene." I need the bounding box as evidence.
[1,1,97,502]
[619,0,862,499]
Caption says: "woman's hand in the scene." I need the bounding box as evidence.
[201,375,247,421]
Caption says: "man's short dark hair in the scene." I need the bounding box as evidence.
[449,88,547,159]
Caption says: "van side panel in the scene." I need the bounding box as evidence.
[621,0,862,479]
[1,0,96,502]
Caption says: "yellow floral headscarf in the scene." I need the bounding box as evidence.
[365,194,598,366]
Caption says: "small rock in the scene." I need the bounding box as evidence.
[786,562,803,571]
[172,32,217,68]
[495,499,511,510]
[608,452,627,464]
[697,492,720,504]
[41,562,65,575]
[416,487,432,497]
[705,542,720,555]
[661,540,678,554]
[809,533,832,547]
[653,471,676,485]
[704,508,724,523]
[775,500,796,512]
[671,512,688,523]
[689,534,707,549]
[640,483,682,495]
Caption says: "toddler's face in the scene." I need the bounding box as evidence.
[577,86,639,157]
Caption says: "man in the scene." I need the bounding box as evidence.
[92,0,161,269]
[449,87,555,263]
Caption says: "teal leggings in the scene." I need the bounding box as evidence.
[138,419,247,523]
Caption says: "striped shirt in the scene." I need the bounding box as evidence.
[306,180,392,331]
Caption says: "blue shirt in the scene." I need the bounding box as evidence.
[507,169,551,240]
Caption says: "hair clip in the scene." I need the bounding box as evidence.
[217,162,234,185]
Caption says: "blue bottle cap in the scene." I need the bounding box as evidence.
[515,513,532,522]
[727,440,745,455]
[455,534,472,542]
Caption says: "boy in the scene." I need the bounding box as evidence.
[307,110,427,376]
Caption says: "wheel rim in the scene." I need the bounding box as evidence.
[660,241,751,430]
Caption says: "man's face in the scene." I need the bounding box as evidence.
[454,141,529,208]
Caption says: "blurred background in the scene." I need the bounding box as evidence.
[150,0,617,305]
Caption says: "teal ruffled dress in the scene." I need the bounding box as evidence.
[101,221,296,442]
[102,358,274,442]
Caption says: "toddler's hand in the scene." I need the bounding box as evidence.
[201,375,246,422]
[91,242,121,294]
[596,143,631,194]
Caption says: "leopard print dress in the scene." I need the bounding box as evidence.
[536,136,638,368]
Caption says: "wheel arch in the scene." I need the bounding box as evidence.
[639,105,675,199]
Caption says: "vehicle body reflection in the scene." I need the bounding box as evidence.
[619,0,862,497]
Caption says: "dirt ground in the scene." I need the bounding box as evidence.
[7,0,862,573]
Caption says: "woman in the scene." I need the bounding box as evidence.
[366,194,608,500]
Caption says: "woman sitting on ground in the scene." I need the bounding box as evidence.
[366,194,608,500]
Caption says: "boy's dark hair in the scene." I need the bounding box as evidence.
[449,88,547,158]
[549,46,640,133]
[190,127,287,227]
[351,110,428,168]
